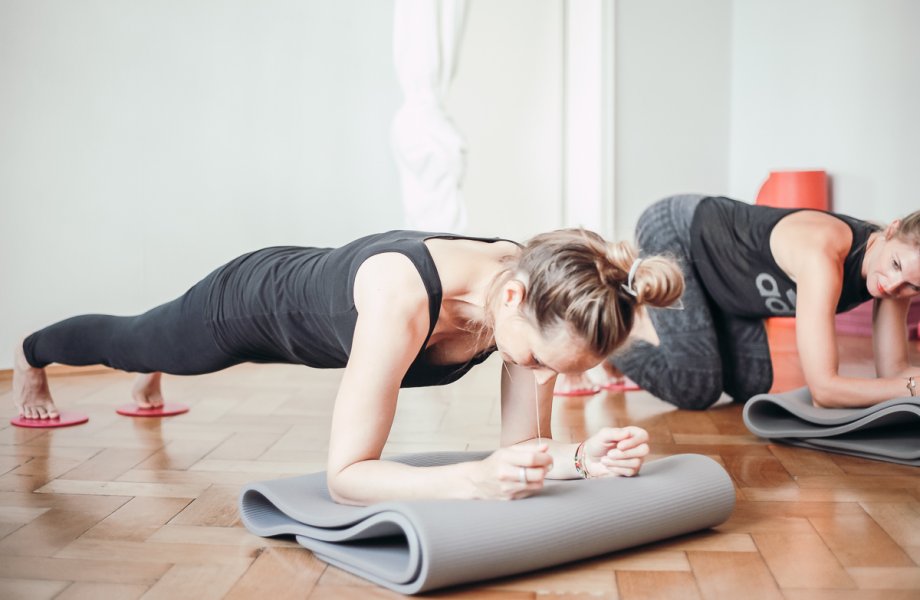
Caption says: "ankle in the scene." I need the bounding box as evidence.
[14,341,34,371]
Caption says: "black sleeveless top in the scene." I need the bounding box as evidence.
[689,197,879,318]
[204,230,507,388]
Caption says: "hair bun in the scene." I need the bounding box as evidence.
[630,256,684,308]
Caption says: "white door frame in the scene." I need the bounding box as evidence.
[562,0,615,238]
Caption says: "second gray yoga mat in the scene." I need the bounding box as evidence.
[239,452,735,594]
[744,386,920,466]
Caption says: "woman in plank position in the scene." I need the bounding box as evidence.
[606,195,919,409]
[13,229,682,504]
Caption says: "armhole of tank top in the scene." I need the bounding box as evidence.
[764,207,821,275]
[348,244,441,355]
[835,215,879,257]
[767,211,872,285]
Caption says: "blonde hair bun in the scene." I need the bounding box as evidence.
[630,256,684,307]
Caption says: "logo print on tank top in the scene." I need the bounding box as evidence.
[756,273,797,315]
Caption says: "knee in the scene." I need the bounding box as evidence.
[612,345,724,410]
[726,361,774,404]
[632,365,724,410]
[657,372,724,411]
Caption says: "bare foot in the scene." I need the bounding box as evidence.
[12,340,60,419]
[132,372,165,408]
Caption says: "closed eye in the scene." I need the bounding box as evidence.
[524,355,541,368]
[527,354,558,373]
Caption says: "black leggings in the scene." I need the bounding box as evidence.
[23,271,240,375]
[611,195,773,409]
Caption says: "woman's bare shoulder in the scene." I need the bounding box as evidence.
[773,211,853,254]
[353,252,429,316]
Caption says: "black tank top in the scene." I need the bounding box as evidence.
[689,197,879,318]
[204,230,508,388]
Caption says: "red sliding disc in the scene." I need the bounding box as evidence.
[601,378,642,392]
[116,403,190,417]
[10,411,89,428]
[553,386,601,397]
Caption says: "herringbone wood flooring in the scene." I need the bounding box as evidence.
[1,325,918,599]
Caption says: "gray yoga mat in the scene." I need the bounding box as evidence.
[239,452,735,594]
[743,387,920,466]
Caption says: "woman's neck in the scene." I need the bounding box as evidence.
[423,237,516,348]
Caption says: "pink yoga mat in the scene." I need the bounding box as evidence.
[836,299,920,339]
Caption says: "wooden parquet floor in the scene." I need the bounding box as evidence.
[1,325,919,599]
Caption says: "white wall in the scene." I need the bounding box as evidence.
[0,1,403,368]
[5,0,915,371]
[729,0,920,219]
[449,0,564,241]
[614,0,733,240]
[0,0,565,369]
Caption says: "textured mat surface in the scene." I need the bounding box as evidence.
[744,387,920,466]
[239,452,735,594]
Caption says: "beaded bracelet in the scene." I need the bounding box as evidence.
[574,441,589,479]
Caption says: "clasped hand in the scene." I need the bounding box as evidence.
[581,425,650,478]
[471,426,650,500]
[472,444,553,501]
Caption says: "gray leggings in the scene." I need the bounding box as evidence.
[611,195,773,409]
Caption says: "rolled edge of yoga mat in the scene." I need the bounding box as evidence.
[743,388,920,465]
[744,387,920,436]
[240,452,735,594]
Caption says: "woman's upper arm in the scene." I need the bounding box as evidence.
[499,362,554,447]
[325,253,430,475]
[791,253,846,393]
[773,217,850,395]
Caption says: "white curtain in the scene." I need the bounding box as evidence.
[391,0,469,232]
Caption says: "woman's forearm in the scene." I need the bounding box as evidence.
[327,459,479,506]
[512,437,580,480]
[809,373,916,408]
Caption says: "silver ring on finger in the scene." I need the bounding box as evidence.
[519,466,528,484]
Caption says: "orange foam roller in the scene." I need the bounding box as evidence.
[755,170,829,211]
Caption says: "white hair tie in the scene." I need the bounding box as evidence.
[620,258,643,297]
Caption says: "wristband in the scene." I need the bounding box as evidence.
[574,441,589,479]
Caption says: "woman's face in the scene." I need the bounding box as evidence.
[866,229,920,300]
[492,280,603,384]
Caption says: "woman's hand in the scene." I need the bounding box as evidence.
[582,426,650,478]
[470,444,554,500]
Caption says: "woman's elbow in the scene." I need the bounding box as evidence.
[808,382,839,408]
[326,469,364,506]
